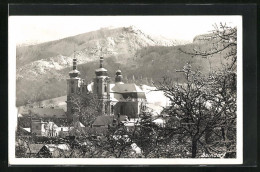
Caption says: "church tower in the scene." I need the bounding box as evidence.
[66,57,87,119]
[93,56,110,115]
[115,69,124,84]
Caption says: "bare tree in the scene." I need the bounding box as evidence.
[151,23,237,158]
[154,63,236,158]
[69,92,103,127]
[179,22,237,71]
[179,23,237,157]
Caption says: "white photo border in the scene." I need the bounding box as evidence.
[8,15,243,165]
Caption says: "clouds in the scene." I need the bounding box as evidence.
[9,16,241,45]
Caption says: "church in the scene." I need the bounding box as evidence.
[66,56,147,121]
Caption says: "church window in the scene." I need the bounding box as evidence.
[104,85,107,92]
[71,87,74,93]
[120,106,124,114]
[111,105,114,113]
[82,87,85,92]
[105,104,108,114]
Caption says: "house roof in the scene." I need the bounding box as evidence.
[17,126,31,135]
[26,144,44,154]
[73,121,85,128]
[23,128,31,133]
[92,116,114,126]
[92,115,128,126]
[44,144,70,151]
[19,108,66,119]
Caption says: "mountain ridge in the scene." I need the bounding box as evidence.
[16,26,224,107]
[16,26,189,81]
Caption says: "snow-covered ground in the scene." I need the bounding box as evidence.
[140,85,170,115]
[18,84,170,115]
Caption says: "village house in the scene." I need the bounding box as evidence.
[37,144,70,158]
[25,144,45,157]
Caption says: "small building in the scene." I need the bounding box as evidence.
[37,144,70,158]
[31,119,59,137]
[26,144,44,157]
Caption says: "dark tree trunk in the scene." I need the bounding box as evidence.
[191,139,197,158]
[205,129,212,144]
[221,127,228,141]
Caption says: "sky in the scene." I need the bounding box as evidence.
[9,16,241,45]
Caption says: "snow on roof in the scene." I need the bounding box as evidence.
[110,83,144,93]
[69,69,80,74]
[145,104,163,115]
[88,82,94,92]
[23,128,31,132]
[142,86,170,106]
[44,144,70,151]
[153,118,165,124]
[74,121,85,128]
[95,68,108,72]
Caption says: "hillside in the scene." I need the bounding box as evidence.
[16,26,181,69]
[16,26,228,107]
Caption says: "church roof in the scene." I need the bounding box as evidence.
[95,68,108,72]
[69,69,80,78]
[69,69,80,74]
[110,83,144,93]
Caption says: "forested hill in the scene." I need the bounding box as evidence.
[16,26,227,106]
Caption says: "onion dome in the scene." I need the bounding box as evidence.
[69,58,80,78]
[95,56,108,76]
[69,69,80,78]
[115,69,123,83]
[116,70,122,75]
